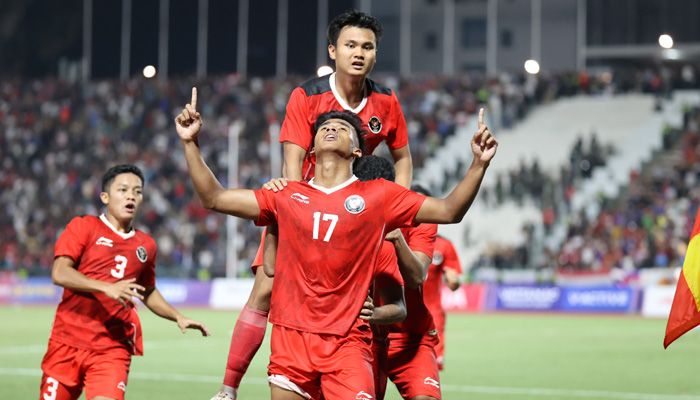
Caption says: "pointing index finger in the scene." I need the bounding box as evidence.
[191,87,197,110]
[478,108,485,128]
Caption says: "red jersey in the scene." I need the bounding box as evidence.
[279,73,409,180]
[254,177,425,336]
[371,240,405,343]
[388,223,438,339]
[424,235,462,320]
[49,215,156,355]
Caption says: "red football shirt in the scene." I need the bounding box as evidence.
[424,235,462,321]
[254,177,425,336]
[279,73,409,180]
[371,240,405,343]
[388,223,438,339]
[49,215,156,355]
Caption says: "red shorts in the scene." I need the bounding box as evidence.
[40,340,131,400]
[385,333,442,400]
[268,320,374,400]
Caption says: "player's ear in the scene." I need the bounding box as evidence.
[328,44,336,61]
[352,147,362,159]
[99,191,109,205]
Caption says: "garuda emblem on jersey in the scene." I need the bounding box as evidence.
[432,251,444,265]
[368,116,382,134]
[344,195,366,214]
[136,246,148,263]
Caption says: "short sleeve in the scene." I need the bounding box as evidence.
[441,238,463,274]
[279,87,313,151]
[382,180,426,231]
[54,216,90,262]
[253,189,278,226]
[140,240,157,288]
[385,92,409,150]
[403,224,437,259]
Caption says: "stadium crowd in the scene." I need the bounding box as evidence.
[0,68,686,278]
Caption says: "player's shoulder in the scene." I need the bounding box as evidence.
[297,75,332,97]
[135,229,156,246]
[365,77,394,97]
[67,214,99,228]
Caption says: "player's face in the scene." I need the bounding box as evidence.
[329,26,377,78]
[100,173,144,223]
[313,118,362,158]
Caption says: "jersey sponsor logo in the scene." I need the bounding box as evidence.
[355,391,373,399]
[96,236,114,247]
[424,377,440,388]
[117,381,127,391]
[291,192,310,204]
[136,246,148,263]
[344,195,366,214]
[432,251,444,265]
[368,116,382,134]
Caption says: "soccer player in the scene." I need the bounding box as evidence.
[422,231,463,371]
[213,9,412,400]
[175,88,497,399]
[39,164,209,400]
[352,157,442,400]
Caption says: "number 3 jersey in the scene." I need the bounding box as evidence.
[254,176,426,336]
[49,214,156,355]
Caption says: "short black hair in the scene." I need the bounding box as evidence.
[411,183,432,197]
[313,110,366,153]
[327,9,383,46]
[101,164,145,192]
[353,155,395,182]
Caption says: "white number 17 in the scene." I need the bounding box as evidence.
[312,212,338,242]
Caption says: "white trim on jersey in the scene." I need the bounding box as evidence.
[329,73,368,114]
[99,214,136,239]
[308,175,359,195]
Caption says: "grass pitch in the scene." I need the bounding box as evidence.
[2,306,700,399]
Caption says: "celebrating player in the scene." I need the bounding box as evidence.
[39,164,209,400]
[213,9,413,400]
[422,230,463,371]
[176,87,496,399]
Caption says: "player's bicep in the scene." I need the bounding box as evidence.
[389,145,413,188]
[211,188,261,220]
[282,142,307,180]
[415,197,452,224]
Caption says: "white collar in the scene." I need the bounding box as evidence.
[99,214,136,239]
[329,73,368,114]
[308,175,359,194]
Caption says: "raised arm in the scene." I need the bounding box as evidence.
[415,108,497,224]
[175,87,261,220]
[282,142,306,181]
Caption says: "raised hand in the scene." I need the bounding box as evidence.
[175,87,203,142]
[471,108,498,163]
[262,178,289,192]
[102,278,145,306]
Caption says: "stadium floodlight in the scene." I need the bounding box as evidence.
[317,65,334,77]
[143,65,157,79]
[659,34,674,49]
[524,59,540,75]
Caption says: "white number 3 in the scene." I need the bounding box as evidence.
[111,255,128,279]
[43,376,58,400]
[312,212,338,242]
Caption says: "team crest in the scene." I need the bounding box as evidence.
[368,116,382,134]
[136,246,148,263]
[432,251,444,265]
[344,195,366,214]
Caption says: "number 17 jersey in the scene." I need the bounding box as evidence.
[254,176,426,336]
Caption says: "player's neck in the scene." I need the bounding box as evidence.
[313,154,354,188]
[104,213,134,233]
[334,72,366,109]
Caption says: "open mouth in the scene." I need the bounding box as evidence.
[323,132,338,141]
[351,61,364,69]
[125,203,136,213]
